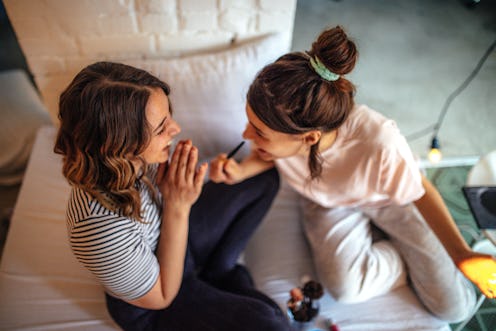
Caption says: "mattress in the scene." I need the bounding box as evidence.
[0,126,450,331]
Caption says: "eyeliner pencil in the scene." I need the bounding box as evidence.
[226,141,245,159]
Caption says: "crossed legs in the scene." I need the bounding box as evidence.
[302,199,476,322]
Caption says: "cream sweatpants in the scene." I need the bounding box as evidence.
[302,199,476,323]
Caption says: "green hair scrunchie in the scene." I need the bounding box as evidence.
[309,56,340,82]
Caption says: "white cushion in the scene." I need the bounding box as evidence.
[125,34,289,163]
[0,70,51,185]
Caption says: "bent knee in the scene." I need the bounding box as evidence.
[429,295,478,323]
[419,277,477,323]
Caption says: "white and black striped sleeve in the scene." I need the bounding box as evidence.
[66,187,160,301]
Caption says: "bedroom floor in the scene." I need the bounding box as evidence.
[292,0,496,162]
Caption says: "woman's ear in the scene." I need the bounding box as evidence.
[303,130,321,146]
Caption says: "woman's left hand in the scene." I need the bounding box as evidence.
[457,252,496,298]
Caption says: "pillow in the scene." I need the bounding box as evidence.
[0,70,51,185]
[125,33,289,163]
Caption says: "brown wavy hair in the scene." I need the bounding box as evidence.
[247,26,358,179]
[54,62,170,221]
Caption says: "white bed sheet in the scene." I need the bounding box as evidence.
[0,126,450,331]
[0,126,118,331]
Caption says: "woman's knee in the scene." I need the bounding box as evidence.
[425,284,477,323]
[430,301,476,323]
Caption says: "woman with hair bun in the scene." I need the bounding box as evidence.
[210,26,495,323]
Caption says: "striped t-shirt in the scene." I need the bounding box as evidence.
[66,169,162,301]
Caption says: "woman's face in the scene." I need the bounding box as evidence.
[141,88,180,164]
[242,104,309,162]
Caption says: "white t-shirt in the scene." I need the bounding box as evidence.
[275,104,425,209]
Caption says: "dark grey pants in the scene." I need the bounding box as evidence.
[106,168,292,331]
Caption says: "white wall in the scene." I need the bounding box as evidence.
[4,0,297,123]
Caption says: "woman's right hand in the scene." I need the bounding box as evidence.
[210,150,275,185]
[157,140,208,211]
[209,153,245,184]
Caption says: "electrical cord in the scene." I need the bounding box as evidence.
[406,38,496,142]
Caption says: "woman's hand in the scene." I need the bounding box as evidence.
[210,150,275,185]
[209,153,245,184]
[157,140,208,211]
[134,140,207,310]
[457,251,496,299]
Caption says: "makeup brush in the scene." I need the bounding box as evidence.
[226,141,245,159]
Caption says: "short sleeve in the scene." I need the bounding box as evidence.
[67,188,160,301]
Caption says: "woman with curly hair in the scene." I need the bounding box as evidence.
[54,61,290,331]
